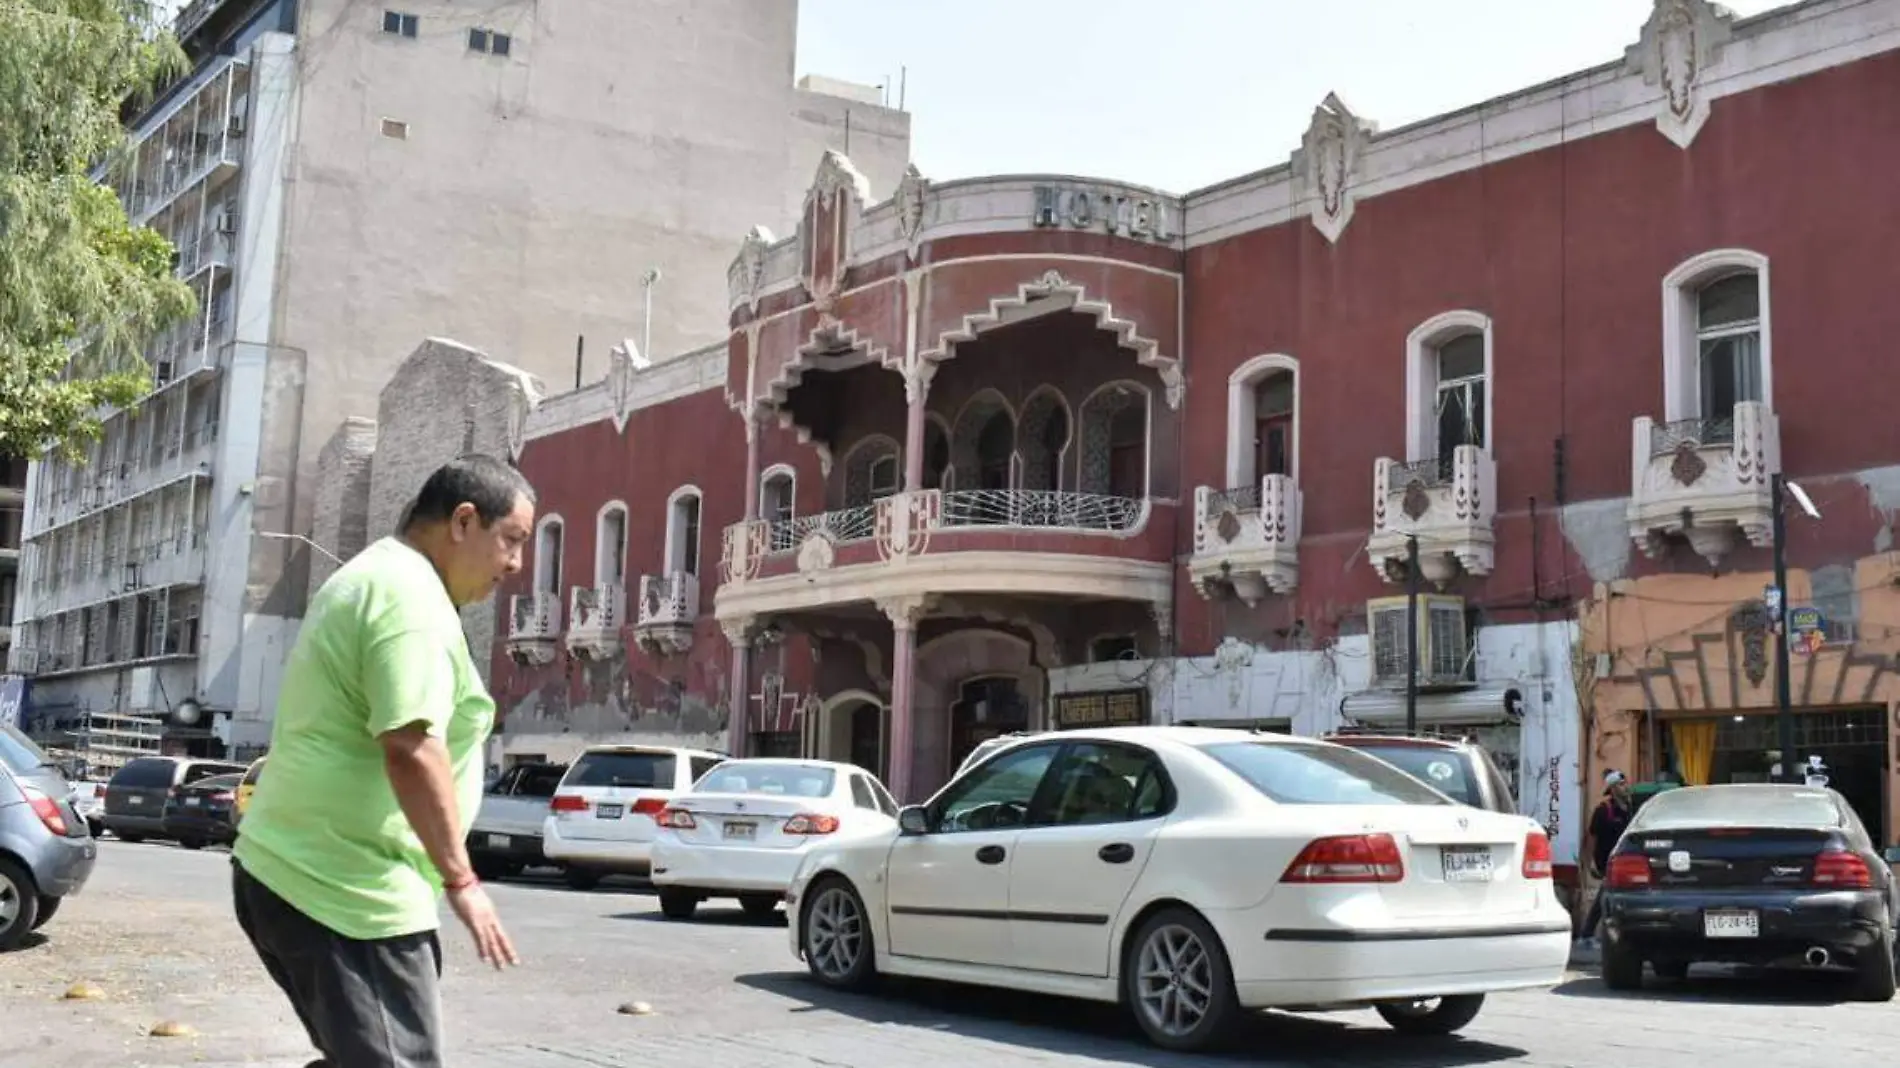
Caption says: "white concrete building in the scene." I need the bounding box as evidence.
[5,0,910,764]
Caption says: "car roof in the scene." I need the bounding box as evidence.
[577,744,725,758]
[1012,726,1323,749]
[1325,733,1470,751]
[705,757,855,770]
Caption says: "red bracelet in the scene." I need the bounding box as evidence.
[443,873,479,892]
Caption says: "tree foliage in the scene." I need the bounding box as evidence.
[0,0,192,462]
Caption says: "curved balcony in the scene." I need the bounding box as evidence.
[505,591,561,666]
[1367,446,1496,586]
[1627,402,1779,567]
[1187,474,1302,604]
[715,488,1173,620]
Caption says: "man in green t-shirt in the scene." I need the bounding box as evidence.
[232,455,534,1067]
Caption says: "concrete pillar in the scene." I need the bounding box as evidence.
[723,620,753,757]
[902,362,932,492]
[879,595,929,802]
[741,408,762,522]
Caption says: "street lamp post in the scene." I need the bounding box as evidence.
[1405,533,1420,735]
[256,530,343,564]
[1769,473,1822,784]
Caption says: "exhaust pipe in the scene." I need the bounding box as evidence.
[1805,946,1830,967]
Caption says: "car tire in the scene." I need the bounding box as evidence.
[118,833,145,844]
[179,839,205,851]
[1651,959,1691,981]
[472,857,511,881]
[86,819,104,839]
[1601,939,1644,991]
[799,876,876,991]
[1122,906,1242,1053]
[657,889,700,920]
[0,858,42,951]
[31,895,61,931]
[739,893,780,919]
[1375,994,1485,1035]
[563,869,602,891]
[1853,927,1897,1002]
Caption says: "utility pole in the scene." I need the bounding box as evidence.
[1770,473,1795,782]
[1405,533,1420,735]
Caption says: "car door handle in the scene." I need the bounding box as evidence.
[1098,843,1135,864]
[975,844,1007,865]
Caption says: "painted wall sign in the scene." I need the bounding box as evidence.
[1032,185,1178,241]
[1053,687,1149,729]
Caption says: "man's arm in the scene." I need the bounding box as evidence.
[380,723,475,889]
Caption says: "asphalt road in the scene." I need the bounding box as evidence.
[5,839,1898,1067]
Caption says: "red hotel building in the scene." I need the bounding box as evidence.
[488,0,1900,862]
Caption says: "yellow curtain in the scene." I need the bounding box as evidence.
[1670,720,1718,786]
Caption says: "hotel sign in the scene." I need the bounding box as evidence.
[1053,688,1150,730]
[1032,185,1177,242]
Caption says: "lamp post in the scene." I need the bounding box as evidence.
[256,530,342,564]
[1405,533,1420,735]
[1769,473,1821,783]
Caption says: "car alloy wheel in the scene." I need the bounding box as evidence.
[0,874,19,930]
[1134,922,1216,1040]
[805,884,865,981]
[0,858,41,951]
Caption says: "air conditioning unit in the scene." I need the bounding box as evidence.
[215,209,239,236]
[1368,594,1472,690]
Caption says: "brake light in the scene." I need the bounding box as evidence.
[1521,830,1553,879]
[25,789,70,837]
[1812,848,1874,889]
[1605,853,1652,888]
[550,794,590,813]
[1281,834,1403,884]
[658,807,697,830]
[211,791,235,804]
[783,813,840,836]
[632,798,668,817]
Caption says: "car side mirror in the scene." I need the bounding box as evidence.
[898,805,930,837]
[1883,846,1900,866]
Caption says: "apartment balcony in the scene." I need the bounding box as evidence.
[634,572,700,657]
[565,583,625,661]
[1368,446,1497,586]
[505,591,561,666]
[1187,475,1302,604]
[1627,401,1780,567]
[27,531,207,621]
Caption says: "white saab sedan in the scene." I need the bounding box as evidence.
[783,727,1570,1051]
[651,758,900,921]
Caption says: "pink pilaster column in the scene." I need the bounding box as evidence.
[881,596,925,802]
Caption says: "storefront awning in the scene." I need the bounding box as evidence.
[1338,685,1525,728]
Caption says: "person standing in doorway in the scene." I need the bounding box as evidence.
[231,455,535,1067]
[1576,768,1636,954]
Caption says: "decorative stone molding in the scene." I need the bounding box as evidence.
[796,531,837,576]
[878,594,934,632]
[798,151,872,312]
[1295,93,1374,245]
[605,340,650,433]
[729,225,775,315]
[1626,0,1735,149]
[893,164,930,261]
[875,490,941,562]
[720,520,768,587]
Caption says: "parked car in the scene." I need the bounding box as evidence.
[0,723,97,950]
[783,726,1569,1052]
[542,745,726,890]
[1597,783,1897,1000]
[467,761,567,880]
[69,780,109,839]
[955,731,1041,777]
[651,758,899,920]
[234,756,267,822]
[1323,732,1518,813]
[160,772,245,849]
[103,756,248,843]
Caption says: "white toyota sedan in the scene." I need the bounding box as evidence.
[651,758,900,921]
[783,726,1570,1051]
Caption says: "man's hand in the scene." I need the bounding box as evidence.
[446,881,519,969]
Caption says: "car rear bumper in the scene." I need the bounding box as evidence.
[543,825,652,874]
[103,812,168,836]
[468,830,547,863]
[161,812,237,843]
[1221,915,1572,1007]
[1604,888,1887,964]
[650,840,807,894]
[27,832,99,898]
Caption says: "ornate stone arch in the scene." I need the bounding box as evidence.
[841,434,901,508]
[923,413,952,490]
[1016,386,1072,493]
[1076,380,1151,497]
[757,315,897,446]
[949,389,1017,493]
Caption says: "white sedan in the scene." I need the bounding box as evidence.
[650,758,899,921]
[783,726,1571,1051]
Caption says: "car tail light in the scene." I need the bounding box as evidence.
[658,807,696,830]
[550,794,590,813]
[632,798,668,818]
[211,791,235,804]
[24,788,70,837]
[1605,853,1652,888]
[1521,830,1553,879]
[1281,833,1403,884]
[783,813,840,836]
[1812,847,1873,889]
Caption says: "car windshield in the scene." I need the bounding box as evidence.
[696,762,835,799]
[0,722,53,777]
[1630,784,1844,831]
[566,750,676,789]
[1203,741,1453,807]
[1342,743,1480,806]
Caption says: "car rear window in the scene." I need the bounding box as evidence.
[1203,741,1452,807]
[1343,744,1482,806]
[1631,785,1843,830]
[0,722,50,776]
[242,760,266,786]
[696,762,835,798]
[566,751,676,789]
[112,757,178,788]
[192,773,244,791]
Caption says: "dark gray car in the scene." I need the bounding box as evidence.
[0,723,97,949]
[104,755,247,842]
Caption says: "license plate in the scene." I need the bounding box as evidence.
[185,797,201,807]
[1704,909,1759,938]
[485,834,511,849]
[128,796,144,805]
[596,803,623,819]
[723,821,756,841]
[1441,847,1494,883]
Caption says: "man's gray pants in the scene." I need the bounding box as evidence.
[232,861,446,1068]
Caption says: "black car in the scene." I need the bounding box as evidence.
[160,772,245,849]
[104,756,248,842]
[1598,783,1897,1000]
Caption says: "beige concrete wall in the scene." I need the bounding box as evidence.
[306,416,377,601]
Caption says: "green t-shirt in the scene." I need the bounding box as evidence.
[233,537,494,940]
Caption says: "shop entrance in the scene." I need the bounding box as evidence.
[1661,707,1889,841]
[948,675,1031,772]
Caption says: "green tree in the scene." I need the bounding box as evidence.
[0,0,193,462]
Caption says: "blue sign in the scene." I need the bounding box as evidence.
[0,676,25,730]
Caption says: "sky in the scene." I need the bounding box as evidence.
[796,0,1786,194]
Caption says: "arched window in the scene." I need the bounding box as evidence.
[950,391,1014,494]
[1017,389,1070,493]
[1662,250,1771,427]
[664,488,701,577]
[842,437,901,508]
[1404,311,1493,472]
[974,410,1015,491]
[759,465,796,525]
[595,503,627,587]
[1077,382,1149,498]
[533,516,564,594]
[1225,355,1299,489]
[922,419,950,490]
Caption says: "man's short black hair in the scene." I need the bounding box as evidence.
[401,454,535,532]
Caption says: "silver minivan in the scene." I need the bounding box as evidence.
[0,723,97,949]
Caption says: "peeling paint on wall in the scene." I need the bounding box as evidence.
[1560,499,1635,583]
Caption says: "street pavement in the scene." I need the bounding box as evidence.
[5,840,1897,1068]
